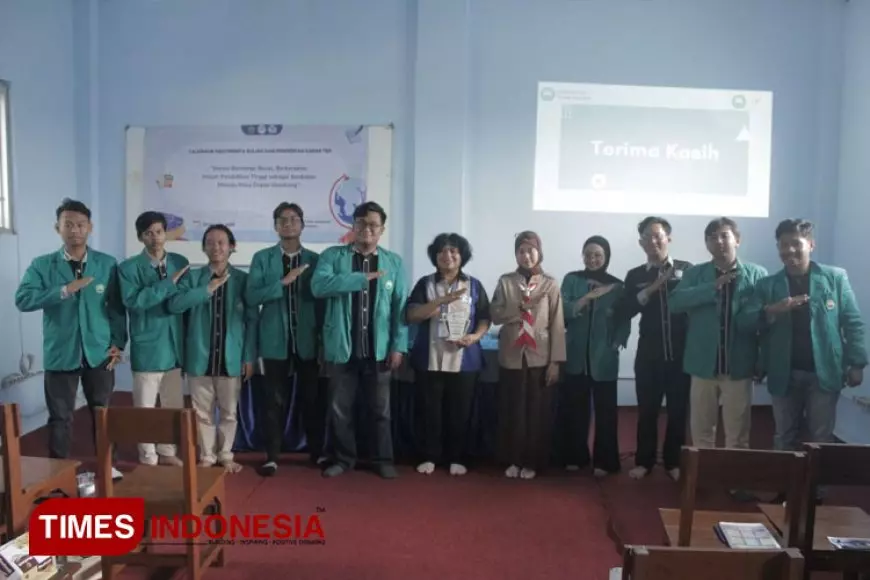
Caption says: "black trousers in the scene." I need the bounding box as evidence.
[634,356,691,470]
[326,359,393,470]
[44,367,115,459]
[558,373,620,473]
[415,370,477,465]
[261,357,324,463]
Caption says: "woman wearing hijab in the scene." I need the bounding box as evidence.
[558,236,630,477]
[491,231,566,480]
[406,233,492,476]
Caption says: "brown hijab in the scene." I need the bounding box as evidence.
[515,231,543,279]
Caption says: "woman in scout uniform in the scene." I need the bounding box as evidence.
[168,225,258,473]
[737,219,866,453]
[311,201,409,479]
[406,233,492,476]
[14,199,126,479]
[118,211,190,466]
[558,235,630,477]
[491,231,566,480]
[245,202,323,476]
[668,217,768,455]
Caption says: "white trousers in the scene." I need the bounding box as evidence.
[132,369,185,463]
[689,375,753,449]
[189,376,241,465]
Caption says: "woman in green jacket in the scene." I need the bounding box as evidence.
[558,236,630,477]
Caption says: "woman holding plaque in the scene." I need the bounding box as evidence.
[558,235,631,477]
[491,231,566,480]
[406,233,492,476]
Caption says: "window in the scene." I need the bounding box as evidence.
[0,80,11,232]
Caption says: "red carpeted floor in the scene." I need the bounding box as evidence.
[17,393,859,579]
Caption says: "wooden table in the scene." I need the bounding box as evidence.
[0,456,80,496]
[760,503,870,574]
[760,504,870,552]
[659,508,783,548]
[0,456,80,536]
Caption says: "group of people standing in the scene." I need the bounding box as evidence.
[555,215,866,486]
[14,198,866,484]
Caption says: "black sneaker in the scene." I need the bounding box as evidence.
[259,461,278,477]
[375,464,398,479]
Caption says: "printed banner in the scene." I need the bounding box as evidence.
[141,124,369,245]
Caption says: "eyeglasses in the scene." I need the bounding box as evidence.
[354,220,383,232]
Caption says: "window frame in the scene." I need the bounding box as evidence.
[0,80,12,233]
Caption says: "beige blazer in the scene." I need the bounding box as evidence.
[490,271,567,369]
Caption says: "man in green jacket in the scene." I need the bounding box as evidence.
[168,225,258,473]
[669,217,768,452]
[244,202,323,476]
[312,201,408,479]
[118,211,190,466]
[738,219,866,451]
[14,199,126,479]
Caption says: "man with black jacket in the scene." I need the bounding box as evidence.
[614,216,692,481]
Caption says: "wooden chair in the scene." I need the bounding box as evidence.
[796,443,870,579]
[659,447,806,547]
[95,407,227,580]
[0,403,80,539]
[621,545,804,580]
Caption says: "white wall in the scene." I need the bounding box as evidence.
[832,0,870,444]
[3,0,867,437]
[0,0,87,433]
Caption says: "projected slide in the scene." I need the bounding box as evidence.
[533,83,773,217]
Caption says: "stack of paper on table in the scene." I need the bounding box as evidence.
[828,537,870,551]
[0,533,56,580]
[716,522,781,550]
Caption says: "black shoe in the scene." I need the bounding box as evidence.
[259,461,278,477]
[322,464,346,478]
[375,464,398,479]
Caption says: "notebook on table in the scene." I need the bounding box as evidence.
[714,522,781,550]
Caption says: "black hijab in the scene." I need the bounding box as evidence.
[576,235,622,285]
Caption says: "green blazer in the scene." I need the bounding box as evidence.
[310,244,409,363]
[561,272,631,381]
[668,260,768,380]
[737,263,868,396]
[15,247,128,372]
[167,265,258,377]
[244,245,320,361]
[118,251,189,372]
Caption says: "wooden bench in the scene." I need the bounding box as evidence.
[95,406,227,580]
[621,545,804,580]
[0,403,80,539]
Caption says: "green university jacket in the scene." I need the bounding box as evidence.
[15,247,128,372]
[561,272,631,381]
[736,262,867,396]
[244,245,320,361]
[167,265,258,377]
[668,260,768,380]
[310,244,409,363]
[118,251,189,372]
